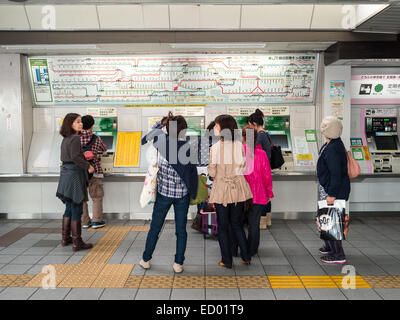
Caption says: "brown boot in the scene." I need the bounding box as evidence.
[71,219,93,252]
[61,216,72,246]
[260,216,267,230]
[266,212,272,228]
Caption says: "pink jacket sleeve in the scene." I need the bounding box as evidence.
[262,151,274,201]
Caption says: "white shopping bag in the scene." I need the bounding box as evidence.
[139,144,159,208]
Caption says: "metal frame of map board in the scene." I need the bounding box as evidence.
[27,54,319,106]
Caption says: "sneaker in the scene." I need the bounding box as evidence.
[140,259,151,269]
[320,255,346,265]
[82,222,92,229]
[173,263,183,273]
[91,221,106,229]
[319,247,330,255]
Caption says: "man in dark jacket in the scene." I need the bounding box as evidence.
[317,116,350,264]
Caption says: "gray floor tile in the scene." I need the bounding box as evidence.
[24,247,56,255]
[100,288,137,300]
[65,288,104,300]
[374,289,400,300]
[0,248,27,255]
[171,289,205,300]
[292,264,327,276]
[0,255,17,264]
[377,264,400,275]
[65,255,83,264]
[0,264,32,274]
[259,256,290,265]
[130,265,146,276]
[307,289,347,300]
[286,255,319,266]
[184,255,205,266]
[10,255,44,265]
[340,288,383,300]
[135,288,171,300]
[175,265,204,276]
[239,288,276,300]
[33,240,60,248]
[234,263,266,276]
[263,265,296,276]
[0,287,38,300]
[26,264,47,275]
[273,289,311,300]
[38,255,70,265]
[121,254,142,264]
[206,265,236,276]
[145,265,175,276]
[29,288,72,300]
[354,264,389,276]
[206,289,240,300]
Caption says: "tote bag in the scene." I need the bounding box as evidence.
[139,144,159,208]
[346,151,360,179]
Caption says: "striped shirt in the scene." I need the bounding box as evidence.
[157,154,188,198]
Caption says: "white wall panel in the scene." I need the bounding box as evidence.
[41,182,64,214]
[170,5,199,29]
[0,5,29,30]
[0,182,41,213]
[103,182,130,213]
[311,5,346,29]
[26,5,99,30]
[241,5,313,29]
[143,5,169,29]
[272,181,317,212]
[97,5,144,29]
[199,5,240,29]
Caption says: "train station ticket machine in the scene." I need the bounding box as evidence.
[365,115,400,173]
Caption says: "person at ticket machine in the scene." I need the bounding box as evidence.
[80,115,108,229]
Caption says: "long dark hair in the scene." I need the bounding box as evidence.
[248,108,264,127]
[215,114,238,141]
[242,125,258,158]
[60,113,80,138]
[162,111,187,137]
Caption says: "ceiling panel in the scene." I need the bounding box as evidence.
[241,5,314,29]
[25,5,99,30]
[97,5,144,29]
[355,2,400,34]
[311,5,346,29]
[142,5,169,29]
[199,5,240,29]
[0,5,29,30]
[169,5,199,29]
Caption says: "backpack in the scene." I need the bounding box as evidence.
[82,134,97,160]
[266,133,285,169]
[346,151,360,179]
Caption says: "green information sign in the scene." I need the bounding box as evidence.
[351,147,364,161]
[29,58,52,103]
[305,130,317,142]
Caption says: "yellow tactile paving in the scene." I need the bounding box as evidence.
[91,264,134,288]
[58,275,98,288]
[124,276,143,288]
[173,276,206,288]
[268,276,304,289]
[9,275,35,287]
[363,276,400,288]
[236,276,271,289]
[140,276,174,288]
[299,276,338,288]
[25,264,77,287]
[0,275,19,287]
[130,226,150,232]
[331,276,371,289]
[206,276,238,288]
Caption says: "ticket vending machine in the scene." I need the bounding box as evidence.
[264,115,294,171]
[93,117,117,174]
[365,116,400,173]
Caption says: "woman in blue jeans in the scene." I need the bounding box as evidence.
[140,112,198,273]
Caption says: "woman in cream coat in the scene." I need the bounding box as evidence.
[208,115,253,268]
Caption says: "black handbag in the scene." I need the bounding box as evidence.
[266,133,285,169]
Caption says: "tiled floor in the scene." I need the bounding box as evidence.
[0,216,400,300]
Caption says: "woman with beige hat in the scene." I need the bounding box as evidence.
[317,116,350,264]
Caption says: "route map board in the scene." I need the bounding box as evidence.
[28,55,318,105]
[114,132,141,167]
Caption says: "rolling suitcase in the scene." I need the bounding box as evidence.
[200,201,218,238]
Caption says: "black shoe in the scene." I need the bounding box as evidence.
[320,255,346,265]
[319,246,330,255]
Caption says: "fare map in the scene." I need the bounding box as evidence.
[29,54,318,105]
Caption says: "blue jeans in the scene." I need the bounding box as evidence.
[143,192,190,265]
[63,201,83,221]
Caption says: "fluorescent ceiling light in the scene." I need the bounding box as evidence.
[1,44,98,50]
[169,43,266,49]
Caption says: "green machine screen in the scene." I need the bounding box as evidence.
[93,117,117,152]
[186,116,205,136]
[264,116,291,151]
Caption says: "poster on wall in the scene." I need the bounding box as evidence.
[351,75,400,104]
[29,59,52,103]
[329,80,345,120]
[27,54,318,105]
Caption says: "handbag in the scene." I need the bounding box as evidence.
[189,175,208,205]
[316,200,349,241]
[266,133,285,169]
[139,148,159,208]
[347,151,360,179]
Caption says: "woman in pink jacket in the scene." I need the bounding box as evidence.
[242,126,274,257]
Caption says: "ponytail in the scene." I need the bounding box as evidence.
[248,108,264,127]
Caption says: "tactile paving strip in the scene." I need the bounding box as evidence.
[0,275,19,287]
[299,276,338,289]
[140,276,174,288]
[9,275,35,287]
[124,276,143,288]
[330,275,371,289]
[206,276,238,288]
[25,264,77,287]
[236,276,271,289]
[363,276,400,288]
[91,264,134,288]
[58,275,98,288]
[130,226,150,232]
[268,276,304,289]
[173,276,205,288]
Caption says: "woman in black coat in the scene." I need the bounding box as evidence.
[317,116,350,264]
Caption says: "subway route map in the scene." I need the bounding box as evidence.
[28,54,318,105]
